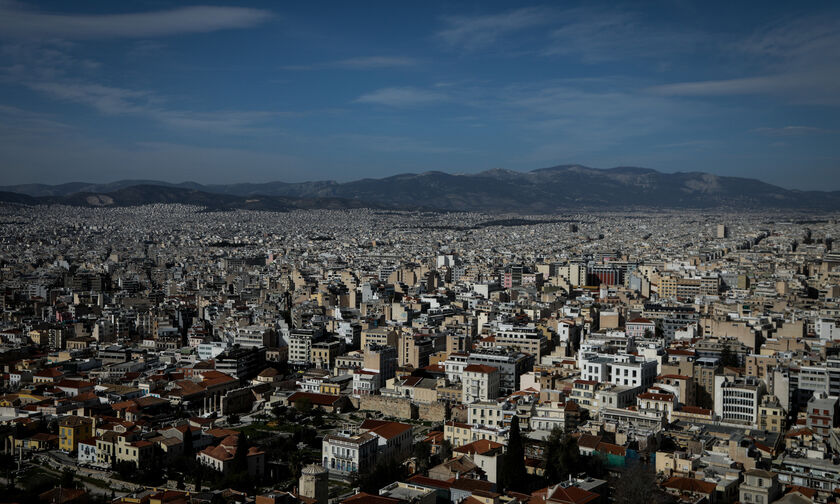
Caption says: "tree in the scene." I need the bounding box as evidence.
[356,458,406,493]
[194,463,206,492]
[183,426,194,456]
[500,415,528,492]
[61,469,75,488]
[439,439,452,461]
[542,427,581,483]
[413,441,432,473]
[113,461,136,481]
[232,434,249,474]
[719,345,737,367]
[294,397,313,414]
[613,463,662,504]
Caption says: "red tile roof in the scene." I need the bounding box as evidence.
[661,476,717,494]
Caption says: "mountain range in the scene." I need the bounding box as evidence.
[2,165,839,213]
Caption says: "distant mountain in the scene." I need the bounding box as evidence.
[3,165,839,212]
[0,185,378,212]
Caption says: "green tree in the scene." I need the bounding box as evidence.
[501,415,528,492]
[413,441,432,473]
[439,439,452,461]
[295,397,313,414]
[232,434,249,473]
[113,461,136,481]
[355,458,406,493]
[542,427,580,483]
[719,345,737,367]
[60,469,75,488]
[613,464,662,504]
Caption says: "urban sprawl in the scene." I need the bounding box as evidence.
[1,204,839,504]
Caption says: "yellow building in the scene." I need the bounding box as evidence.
[319,382,340,395]
[758,395,785,433]
[59,415,93,452]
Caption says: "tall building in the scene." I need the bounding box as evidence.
[717,224,730,238]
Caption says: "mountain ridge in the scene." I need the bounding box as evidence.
[2,165,839,212]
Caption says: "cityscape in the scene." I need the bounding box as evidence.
[1,2,840,504]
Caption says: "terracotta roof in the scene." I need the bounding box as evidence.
[666,349,695,356]
[35,367,64,377]
[576,434,602,450]
[595,442,625,456]
[38,487,87,504]
[638,392,674,401]
[679,406,712,416]
[450,478,494,492]
[360,419,412,439]
[545,485,600,504]
[785,485,817,498]
[454,439,504,456]
[464,364,498,374]
[288,391,342,406]
[785,428,814,438]
[342,492,400,504]
[661,476,717,494]
[407,475,453,489]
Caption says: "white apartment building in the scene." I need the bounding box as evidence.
[443,352,469,383]
[714,375,766,426]
[579,353,657,390]
[462,364,500,404]
[322,431,378,474]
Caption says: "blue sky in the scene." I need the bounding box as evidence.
[0,1,838,189]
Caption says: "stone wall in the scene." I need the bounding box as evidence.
[358,395,416,419]
[418,401,447,422]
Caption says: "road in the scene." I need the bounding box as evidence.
[29,451,140,497]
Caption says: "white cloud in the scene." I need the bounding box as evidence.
[26,80,281,134]
[354,87,448,107]
[435,7,553,51]
[751,126,839,136]
[647,70,840,105]
[282,56,418,71]
[543,8,704,63]
[647,13,840,106]
[336,134,469,154]
[0,3,272,40]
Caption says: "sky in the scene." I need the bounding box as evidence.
[0,1,839,189]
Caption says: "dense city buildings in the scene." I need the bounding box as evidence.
[0,204,839,504]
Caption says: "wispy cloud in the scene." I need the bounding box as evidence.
[336,134,469,154]
[737,14,840,67]
[354,87,448,107]
[649,75,797,96]
[27,80,280,134]
[0,3,273,40]
[751,126,840,136]
[543,8,704,63]
[435,7,553,51]
[282,56,418,71]
[646,13,840,105]
[647,71,840,105]
[0,104,72,137]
